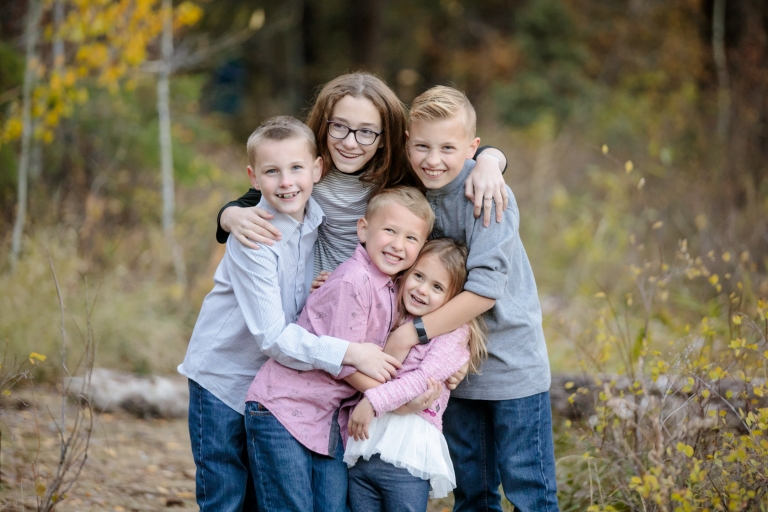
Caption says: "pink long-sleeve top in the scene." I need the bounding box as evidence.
[246,244,397,456]
[363,322,471,432]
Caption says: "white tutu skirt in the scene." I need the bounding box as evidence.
[344,412,455,499]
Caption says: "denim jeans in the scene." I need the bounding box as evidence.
[443,392,560,512]
[348,454,430,512]
[187,379,258,512]
[245,401,348,511]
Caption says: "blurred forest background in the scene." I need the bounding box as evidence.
[1,0,768,509]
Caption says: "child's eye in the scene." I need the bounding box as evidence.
[265,168,277,174]
[358,129,375,137]
[407,235,419,242]
[442,145,455,151]
[292,165,303,171]
[413,272,423,280]
[433,284,443,292]
[385,228,395,233]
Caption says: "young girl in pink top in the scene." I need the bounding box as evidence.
[344,238,487,510]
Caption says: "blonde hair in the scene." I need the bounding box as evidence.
[395,238,488,374]
[305,73,413,194]
[409,85,477,138]
[365,186,435,235]
[247,116,316,168]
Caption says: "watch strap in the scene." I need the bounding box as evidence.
[413,316,430,345]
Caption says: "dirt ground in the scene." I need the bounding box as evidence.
[0,386,455,511]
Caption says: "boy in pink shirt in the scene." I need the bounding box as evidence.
[245,186,434,511]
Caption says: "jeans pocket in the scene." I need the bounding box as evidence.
[246,401,274,417]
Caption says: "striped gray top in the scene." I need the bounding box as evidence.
[312,167,376,275]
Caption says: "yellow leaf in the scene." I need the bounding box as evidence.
[637,177,645,190]
[676,442,694,457]
[36,477,46,497]
[702,389,710,398]
[565,381,574,390]
[652,221,663,230]
[29,352,46,362]
[2,390,10,396]
[249,8,266,30]
[722,252,731,262]
[625,160,633,173]
[594,292,606,298]
[732,315,741,325]
[709,275,719,285]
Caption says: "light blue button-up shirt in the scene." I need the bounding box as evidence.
[178,197,350,414]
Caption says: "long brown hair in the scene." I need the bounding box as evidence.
[395,238,488,374]
[305,73,415,194]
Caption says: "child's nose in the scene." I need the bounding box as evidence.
[342,132,358,148]
[426,149,440,166]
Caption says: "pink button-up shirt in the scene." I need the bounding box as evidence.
[246,244,397,455]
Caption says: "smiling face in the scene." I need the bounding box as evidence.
[401,253,454,316]
[357,201,430,277]
[407,116,480,190]
[247,137,322,222]
[327,95,383,174]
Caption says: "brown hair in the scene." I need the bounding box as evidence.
[305,73,414,194]
[394,238,488,374]
[409,85,477,138]
[247,116,316,168]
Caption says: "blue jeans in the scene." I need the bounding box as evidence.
[348,454,430,512]
[245,401,348,511]
[443,392,560,512]
[187,379,258,512]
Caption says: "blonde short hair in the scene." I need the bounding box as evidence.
[409,85,476,138]
[247,116,316,168]
[365,186,435,234]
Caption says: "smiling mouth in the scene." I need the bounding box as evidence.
[410,294,426,305]
[277,192,298,199]
[422,168,446,177]
[382,252,402,264]
[336,148,362,159]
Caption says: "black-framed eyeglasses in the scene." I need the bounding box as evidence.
[326,121,383,146]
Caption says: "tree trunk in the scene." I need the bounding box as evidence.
[712,0,730,142]
[10,0,43,269]
[157,0,187,290]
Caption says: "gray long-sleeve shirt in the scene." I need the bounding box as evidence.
[426,160,551,400]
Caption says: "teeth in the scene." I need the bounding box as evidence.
[411,294,426,305]
[383,253,402,263]
[277,193,297,199]
[424,169,444,177]
[337,149,361,158]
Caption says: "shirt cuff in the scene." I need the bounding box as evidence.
[315,335,350,376]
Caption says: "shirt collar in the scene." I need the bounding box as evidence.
[351,244,394,290]
[425,159,476,198]
[256,196,325,246]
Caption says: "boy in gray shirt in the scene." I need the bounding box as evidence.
[387,86,559,511]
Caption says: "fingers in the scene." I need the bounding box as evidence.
[482,196,492,227]
[464,178,475,202]
[501,186,509,212]
[473,192,483,219]
[494,188,504,223]
[234,232,259,250]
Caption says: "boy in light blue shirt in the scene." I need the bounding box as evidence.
[178,116,399,511]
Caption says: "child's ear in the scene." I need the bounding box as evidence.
[356,217,368,244]
[247,166,261,190]
[466,137,481,159]
[312,156,323,183]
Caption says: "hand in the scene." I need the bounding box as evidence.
[220,206,282,250]
[395,378,441,415]
[445,361,469,390]
[348,398,375,441]
[342,343,401,383]
[465,151,510,227]
[310,271,331,292]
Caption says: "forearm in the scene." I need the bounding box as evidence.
[423,291,494,339]
[344,372,383,393]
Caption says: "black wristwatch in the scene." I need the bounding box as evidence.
[413,316,430,345]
